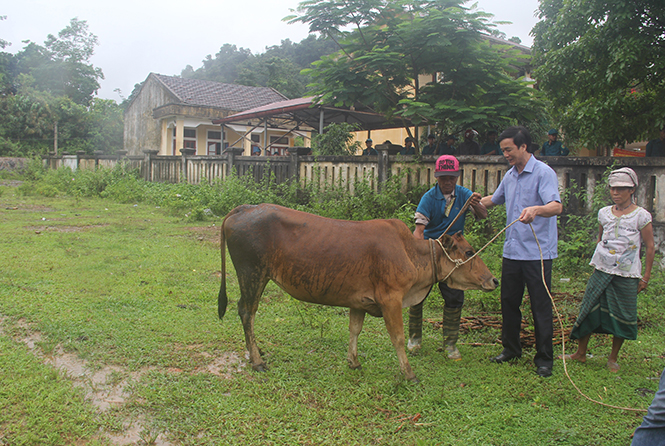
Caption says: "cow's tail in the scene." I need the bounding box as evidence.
[218,214,229,320]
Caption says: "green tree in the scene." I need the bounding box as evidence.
[181,36,338,99]
[287,0,543,149]
[311,122,362,155]
[86,98,124,153]
[16,18,103,106]
[531,0,665,148]
[0,18,117,156]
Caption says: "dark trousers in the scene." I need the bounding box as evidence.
[438,281,464,308]
[500,258,553,368]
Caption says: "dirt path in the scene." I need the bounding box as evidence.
[0,315,245,445]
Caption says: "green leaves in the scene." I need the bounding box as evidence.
[532,0,665,147]
[291,0,544,141]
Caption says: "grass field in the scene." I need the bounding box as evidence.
[1,186,664,445]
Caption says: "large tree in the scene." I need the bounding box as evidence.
[181,37,338,99]
[0,18,121,155]
[532,0,665,148]
[287,0,542,146]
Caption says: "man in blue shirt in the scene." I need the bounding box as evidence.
[409,155,487,360]
[480,126,563,378]
[646,127,665,157]
[540,129,569,156]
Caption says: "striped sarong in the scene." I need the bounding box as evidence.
[570,269,639,341]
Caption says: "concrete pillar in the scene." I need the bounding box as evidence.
[180,147,196,183]
[143,150,159,181]
[377,146,390,192]
[174,120,184,156]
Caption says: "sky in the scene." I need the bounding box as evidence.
[2,0,542,103]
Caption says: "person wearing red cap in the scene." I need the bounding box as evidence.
[457,129,480,156]
[408,155,487,360]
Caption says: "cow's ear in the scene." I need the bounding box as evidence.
[438,234,454,250]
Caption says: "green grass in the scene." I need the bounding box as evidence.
[0,190,663,445]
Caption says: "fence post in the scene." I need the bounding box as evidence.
[287,147,309,184]
[377,146,391,192]
[143,150,159,182]
[93,150,103,168]
[76,151,86,170]
[179,148,196,183]
[223,147,244,177]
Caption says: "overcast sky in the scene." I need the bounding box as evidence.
[2,0,542,102]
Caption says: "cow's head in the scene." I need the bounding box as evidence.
[437,233,498,291]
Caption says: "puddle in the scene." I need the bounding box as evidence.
[0,315,245,445]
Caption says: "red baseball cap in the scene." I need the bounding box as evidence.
[435,155,460,177]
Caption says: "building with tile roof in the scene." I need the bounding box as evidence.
[123,73,293,156]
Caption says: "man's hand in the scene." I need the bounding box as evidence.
[519,201,563,224]
[413,224,425,240]
[519,206,539,224]
[469,192,488,219]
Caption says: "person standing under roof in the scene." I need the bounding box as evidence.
[540,129,569,156]
[645,126,665,157]
[422,134,439,155]
[400,137,416,155]
[438,135,457,155]
[480,130,500,155]
[362,138,378,156]
[457,129,480,156]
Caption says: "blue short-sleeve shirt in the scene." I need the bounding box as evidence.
[491,155,560,260]
[416,184,474,239]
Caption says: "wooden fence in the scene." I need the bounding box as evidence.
[43,148,665,252]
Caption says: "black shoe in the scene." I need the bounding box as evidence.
[490,352,520,364]
[536,366,552,377]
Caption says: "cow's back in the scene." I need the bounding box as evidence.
[223,204,424,308]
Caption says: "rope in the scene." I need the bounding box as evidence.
[436,212,648,412]
[434,197,647,411]
[429,239,438,285]
[526,223,647,413]
[441,195,474,237]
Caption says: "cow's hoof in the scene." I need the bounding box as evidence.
[409,376,420,384]
[347,359,362,370]
[252,363,268,372]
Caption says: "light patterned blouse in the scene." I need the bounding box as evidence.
[589,205,652,278]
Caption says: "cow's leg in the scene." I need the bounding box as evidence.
[382,302,418,383]
[236,271,270,372]
[407,300,424,354]
[347,308,366,370]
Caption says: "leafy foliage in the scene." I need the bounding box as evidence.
[180,36,339,99]
[532,0,665,148]
[310,122,362,155]
[288,0,545,146]
[0,18,121,156]
[15,18,103,106]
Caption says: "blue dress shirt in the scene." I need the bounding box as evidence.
[491,155,561,260]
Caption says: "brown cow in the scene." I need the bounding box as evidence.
[218,204,498,382]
